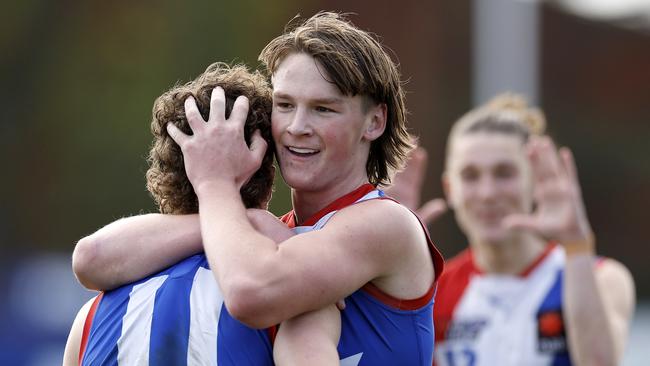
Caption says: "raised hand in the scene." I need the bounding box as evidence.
[383,145,447,226]
[166,87,268,192]
[503,136,594,252]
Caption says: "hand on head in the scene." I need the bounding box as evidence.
[166,87,268,192]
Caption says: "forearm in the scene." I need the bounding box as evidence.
[563,244,616,366]
[273,304,341,366]
[73,213,202,290]
[198,183,283,325]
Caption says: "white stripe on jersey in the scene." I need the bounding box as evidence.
[187,267,224,366]
[294,190,383,233]
[117,275,169,365]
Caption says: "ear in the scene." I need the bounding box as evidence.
[442,172,454,209]
[363,103,387,141]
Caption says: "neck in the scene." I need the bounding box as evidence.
[470,232,547,275]
[291,176,370,225]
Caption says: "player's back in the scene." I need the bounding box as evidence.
[80,254,274,366]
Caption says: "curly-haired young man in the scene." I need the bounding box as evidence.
[64,63,293,365]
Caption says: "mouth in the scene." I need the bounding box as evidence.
[475,210,506,223]
[286,146,320,157]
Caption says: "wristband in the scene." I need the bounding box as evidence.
[563,234,595,256]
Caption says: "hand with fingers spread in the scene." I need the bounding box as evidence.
[166,86,268,193]
[503,136,594,252]
[382,146,447,226]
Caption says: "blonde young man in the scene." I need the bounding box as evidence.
[394,94,635,366]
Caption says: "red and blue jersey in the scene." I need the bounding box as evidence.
[282,183,445,365]
[433,245,576,366]
[79,184,443,365]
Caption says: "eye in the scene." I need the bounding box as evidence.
[275,102,293,111]
[494,164,517,180]
[460,167,479,182]
[315,106,334,113]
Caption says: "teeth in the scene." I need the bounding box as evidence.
[288,147,318,154]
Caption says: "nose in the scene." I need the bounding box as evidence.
[286,107,313,136]
[476,176,498,201]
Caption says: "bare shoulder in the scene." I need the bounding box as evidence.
[596,258,636,298]
[63,296,97,366]
[596,258,636,319]
[327,198,424,248]
[324,198,434,298]
[597,258,634,287]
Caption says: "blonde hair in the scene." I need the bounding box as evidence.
[445,93,546,168]
[259,11,413,185]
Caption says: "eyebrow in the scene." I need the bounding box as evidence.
[273,92,344,105]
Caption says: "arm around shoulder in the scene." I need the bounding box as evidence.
[73,213,202,290]
[221,199,433,328]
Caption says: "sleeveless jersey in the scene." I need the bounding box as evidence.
[281,183,445,366]
[433,245,573,366]
[79,254,274,366]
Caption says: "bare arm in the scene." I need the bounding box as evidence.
[564,253,635,366]
[504,136,636,365]
[249,209,342,365]
[62,297,95,366]
[73,214,202,290]
[274,305,341,366]
[166,91,433,329]
[72,209,290,291]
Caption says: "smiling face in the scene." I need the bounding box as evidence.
[445,132,533,244]
[271,52,385,197]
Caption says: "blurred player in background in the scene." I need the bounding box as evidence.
[63,62,341,365]
[390,93,635,366]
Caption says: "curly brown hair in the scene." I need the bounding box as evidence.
[146,62,275,214]
[259,12,414,186]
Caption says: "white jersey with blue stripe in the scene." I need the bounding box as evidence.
[80,254,273,366]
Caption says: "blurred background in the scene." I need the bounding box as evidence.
[1,0,648,364]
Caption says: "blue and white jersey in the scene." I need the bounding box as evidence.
[282,183,445,366]
[79,254,273,366]
[80,184,444,366]
[434,245,574,366]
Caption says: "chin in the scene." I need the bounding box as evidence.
[474,226,511,245]
[282,172,316,191]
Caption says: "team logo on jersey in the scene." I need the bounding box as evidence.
[445,319,488,341]
[536,310,568,353]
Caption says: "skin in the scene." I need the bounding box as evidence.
[393,133,635,366]
[270,53,388,219]
[165,52,435,329]
[63,297,94,366]
[67,209,341,366]
[71,53,434,364]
